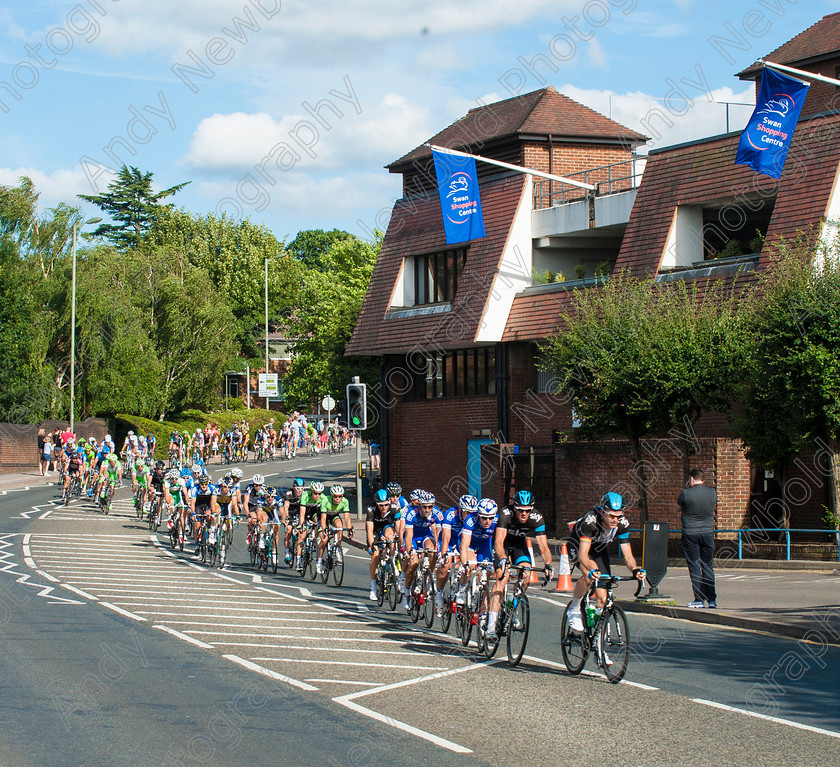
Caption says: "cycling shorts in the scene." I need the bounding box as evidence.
[567,541,611,575]
[411,533,435,551]
[68,464,81,476]
[135,476,148,487]
[502,536,532,567]
[218,502,232,518]
[372,520,395,539]
[469,539,493,563]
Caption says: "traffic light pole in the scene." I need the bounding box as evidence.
[352,375,363,520]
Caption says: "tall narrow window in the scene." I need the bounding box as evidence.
[410,248,466,306]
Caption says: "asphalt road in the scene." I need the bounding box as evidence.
[1,455,839,767]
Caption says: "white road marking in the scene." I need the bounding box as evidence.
[222,654,318,691]
[253,657,448,670]
[61,584,98,601]
[99,602,147,622]
[210,642,439,656]
[304,679,383,686]
[154,624,213,649]
[692,699,840,739]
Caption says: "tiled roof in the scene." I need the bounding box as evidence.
[389,87,647,169]
[503,112,840,342]
[739,12,840,78]
[347,174,527,356]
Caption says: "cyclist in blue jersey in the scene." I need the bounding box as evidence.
[401,490,440,611]
[435,494,478,615]
[456,499,499,630]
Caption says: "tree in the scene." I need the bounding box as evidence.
[736,241,840,522]
[538,271,749,522]
[283,232,381,412]
[78,166,188,249]
[285,228,355,269]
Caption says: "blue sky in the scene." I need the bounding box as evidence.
[0,0,833,243]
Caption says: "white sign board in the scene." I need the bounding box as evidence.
[321,395,336,411]
[259,373,279,398]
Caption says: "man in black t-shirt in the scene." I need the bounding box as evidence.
[676,468,717,608]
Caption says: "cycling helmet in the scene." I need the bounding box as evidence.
[155,460,165,469]
[477,498,498,518]
[409,489,423,503]
[147,433,153,439]
[180,467,191,478]
[195,428,201,434]
[293,478,305,487]
[513,489,534,508]
[310,481,324,493]
[459,494,479,513]
[167,468,179,480]
[183,430,189,436]
[101,446,110,455]
[374,488,389,504]
[600,492,625,513]
[231,468,243,479]
[266,486,276,496]
[386,482,402,496]
[218,475,231,486]
[128,430,134,436]
[139,436,146,444]
[330,484,345,497]
[195,458,205,467]
[105,434,112,441]
[198,472,211,485]
[191,463,201,474]
[252,473,265,485]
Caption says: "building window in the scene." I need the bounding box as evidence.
[404,347,496,400]
[412,248,466,305]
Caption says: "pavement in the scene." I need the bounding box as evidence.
[2,466,838,645]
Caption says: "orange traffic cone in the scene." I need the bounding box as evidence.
[554,542,574,592]
[526,539,541,584]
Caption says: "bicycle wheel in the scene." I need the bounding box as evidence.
[207,535,217,568]
[600,604,630,683]
[439,577,453,633]
[271,541,279,574]
[409,585,421,624]
[331,545,344,587]
[320,547,330,583]
[217,537,226,569]
[506,595,530,666]
[484,587,502,659]
[460,593,473,646]
[225,521,234,549]
[387,569,399,611]
[560,605,589,675]
[376,567,386,607]
[308,542,318,580]
[422,570,436,629]
[169,519,179,549]
[249,536,257,566]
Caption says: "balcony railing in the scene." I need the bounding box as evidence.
[533,155,647,209]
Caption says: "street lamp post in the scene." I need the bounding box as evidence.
[70,217,101,434]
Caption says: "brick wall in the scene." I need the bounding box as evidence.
[388,395,497,507]
[0,418,109,473]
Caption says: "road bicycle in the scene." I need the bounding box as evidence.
[167,506,185,551]
[455,560,495,649]
[147,489,163,531]
[560,574,645,684]
[319,526,346,586]
[372,541,400,611]
[97,481,115,515]
[483,565,548,666]
[406,549,437,626]
[63,473,81,505]
[437,553,462,633]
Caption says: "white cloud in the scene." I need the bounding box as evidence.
[560,83,755,151]
[586,38,608,71]
[0,166,89,207]
[183,93,433,175]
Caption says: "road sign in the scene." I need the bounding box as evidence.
[258,373,278,398]
[322,395,336,411]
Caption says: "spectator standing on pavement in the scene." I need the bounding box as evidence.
[40,434,53,476]
[37,429,45,475]
[676,468,717,608]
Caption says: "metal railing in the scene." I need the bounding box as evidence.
[532,155,647,209]
[629,527,840,562]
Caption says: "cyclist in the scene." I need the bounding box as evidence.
[98,452,122,512]
[402,490,439,611]
[365,488,400,601]
[318,484,353,574]
[228,467,244,507]
[131,457,151,514]
[188,472,217,555]
[436,494,478,615]
[282,478,305,564]
[493,490,554,634]
[216,474,239,552]
[148,460,166,522]
[564,491,645,633]
[163,468,189,541]
[243,473,268,546]
[456,498,499,631]
[294,480,325,571]
[63,442,84,500]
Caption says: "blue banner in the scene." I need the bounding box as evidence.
[432,149,486,245]
[735,67,809,179]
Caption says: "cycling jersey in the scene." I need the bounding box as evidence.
[67,453,84,475]
[150,468,166,490]
[441,507,468,551]
[569,509,631,548]
[404,507,437,549]
[366,503,400,538]
[190,483,216,510]
[461,512,496,561]
[165,479,187,507]
[320,496,350,521]
[284,489,303,516]
[299,490,323,520]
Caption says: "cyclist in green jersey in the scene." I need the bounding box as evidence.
[132,459,150,514]
[317,484,353,574]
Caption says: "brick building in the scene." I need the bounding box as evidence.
[348,14,840,536]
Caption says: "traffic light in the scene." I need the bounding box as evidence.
[346,382,367,430]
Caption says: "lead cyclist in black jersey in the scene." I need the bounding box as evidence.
[565,491,645,633]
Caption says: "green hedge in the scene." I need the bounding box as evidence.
[115,407,285,460]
